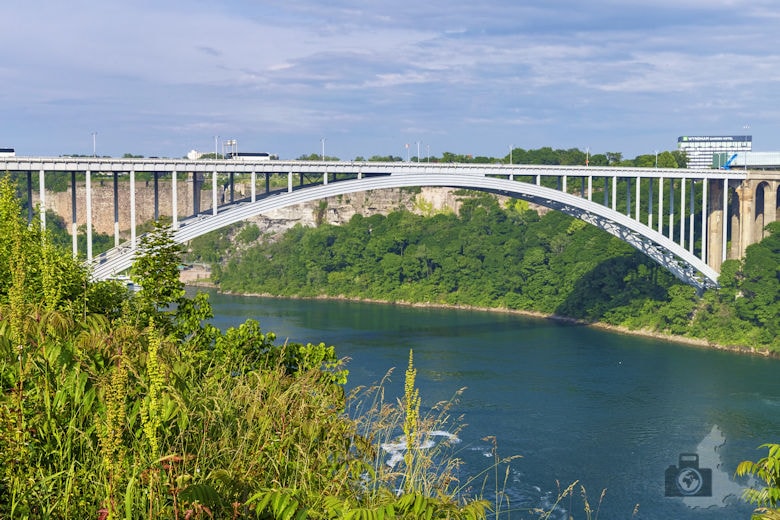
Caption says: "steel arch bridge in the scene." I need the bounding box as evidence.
[3,156,758,291]
[88,171,719,290]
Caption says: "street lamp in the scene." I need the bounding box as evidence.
[214,135,219,160]
[416,141,421,162]
[92,132,97,157]
[509,144,513,165]
[224,139,237,158]
[321,137,326,161]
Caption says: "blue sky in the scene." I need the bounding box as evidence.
[1,0,778,160]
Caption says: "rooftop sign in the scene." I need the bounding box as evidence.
[678,135,752,143]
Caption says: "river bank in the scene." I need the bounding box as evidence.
[182,265,776,359]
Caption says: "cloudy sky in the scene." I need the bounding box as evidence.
[1,0,778,160]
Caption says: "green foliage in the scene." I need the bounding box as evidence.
[1,196,489,517]
[214,190,779,352]
[236,222,262,244]
[131,220,186,313]
[737,443,780,519]
[188,227,233,263]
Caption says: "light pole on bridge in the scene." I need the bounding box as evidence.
[321,137,326,161]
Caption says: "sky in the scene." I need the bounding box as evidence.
[1,0,779,161]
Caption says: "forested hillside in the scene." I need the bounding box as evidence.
[211,192,780,353]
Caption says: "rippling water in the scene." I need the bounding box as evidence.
[204,290,780,519]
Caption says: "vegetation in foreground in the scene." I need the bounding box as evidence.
[0,177,492,519]
[209,193,780,353]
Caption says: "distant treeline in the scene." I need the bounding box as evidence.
[301,146,687,168]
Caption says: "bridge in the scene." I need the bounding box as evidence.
[2,157,779,291]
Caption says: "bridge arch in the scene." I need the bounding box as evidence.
[92,173,720,290]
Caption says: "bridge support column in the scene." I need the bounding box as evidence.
[587,176,592,201]
[689,180,695,255]
[722,179,728,262]
[113,171,120,247]
[680,178,686,249]
[86,169,93,262]
[729,183,741,260]
[611,176,617,211]
[172,170,178,231]
[735,180,755,261]
[658,176,663,234]
[154,171,160,221]
[701,179,708,263]
[191,172,200,215]
[706,179,724,272]
[39,168,46,231]
[212,170,218,216]
[251,171,256,202]
[71,171,77,257]
[635,176,640,221]
[668,179,675,241]
[130,170,136,249]
[26,171,33,223]
[288,172,293,192]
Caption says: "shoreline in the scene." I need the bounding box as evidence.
[188,280,778,359]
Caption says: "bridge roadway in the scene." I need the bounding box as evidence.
[1,157,749,290]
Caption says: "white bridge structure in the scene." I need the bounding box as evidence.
[3,157,779,291]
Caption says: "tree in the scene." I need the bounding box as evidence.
[605,152,623,165]
[657,151,679,168]
[131,221,185,312]
[671,150,688,168]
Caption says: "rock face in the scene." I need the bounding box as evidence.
[31,180,216,236]
[248,187,465,237]
[31,182,467,238]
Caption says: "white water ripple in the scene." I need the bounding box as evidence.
[381,430,461,468]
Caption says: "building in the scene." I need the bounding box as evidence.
[712,151,780,170]
[677,135,751,169]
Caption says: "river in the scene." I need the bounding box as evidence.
[203,289,780,519]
